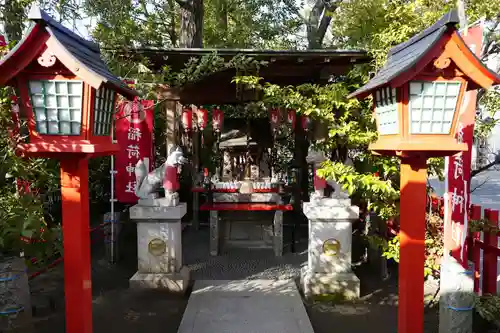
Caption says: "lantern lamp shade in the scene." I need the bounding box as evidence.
[196,108,208,129]
[212,109,224,131]
[28,80,83,135]
[93,86,116,136]
[408,81,461,135]
[374,87,398,135]
[182,108,193,130]
[347,9,500,157]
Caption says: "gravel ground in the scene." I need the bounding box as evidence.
[29,222,439,333]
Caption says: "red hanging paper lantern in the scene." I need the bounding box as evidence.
[302,116,311,131]
[212,108,224,132]
[287,109,296,128]
[196,108,208,130]
[269,108,280,128]
[182,108,193,131]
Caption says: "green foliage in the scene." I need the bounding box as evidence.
[475,294,500,325]
[367,212,444,278]
[163,53,268,88]
[0,85,60,261]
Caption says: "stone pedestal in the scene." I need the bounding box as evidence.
[129,203,190,293]
[439,256,474,333]
[301,198,360,300]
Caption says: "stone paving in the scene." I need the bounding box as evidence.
[29,222,441,333]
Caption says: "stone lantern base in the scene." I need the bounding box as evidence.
[300,198,360,300]
[129,202,190,293]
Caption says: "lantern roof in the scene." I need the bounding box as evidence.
[349,10,500,99]
[0,6,138,99]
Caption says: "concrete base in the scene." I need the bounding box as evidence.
[129,266,190,293]
[301,266,360,300]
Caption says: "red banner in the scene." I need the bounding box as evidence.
[115,99,154,203]
[444,23,484,268]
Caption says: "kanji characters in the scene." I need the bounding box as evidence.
[451,187,465,214]
[126,163,135,177]
[453,153,464,180]
[128,127,142,141]
[127,144,140,159]
[125,181,137,193]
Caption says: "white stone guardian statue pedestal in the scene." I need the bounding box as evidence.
[129,203,190,292]
[128,145,190,292]
[301,196,360,300]
[301,147,360,300]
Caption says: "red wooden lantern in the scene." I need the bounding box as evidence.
[269,108,280,129]
[212,108,224,132]
[181,108,193,131]
[196,107,208,130]
[0,7,138,333]
[287,109,296,128]
[349,10,500,333]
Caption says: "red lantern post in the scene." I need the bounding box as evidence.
[0,7,138,333]
[348,10,500,333]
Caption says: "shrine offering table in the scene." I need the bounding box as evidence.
[200,202,293,257]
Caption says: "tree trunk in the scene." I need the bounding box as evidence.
[178,0,204,48]
[306,0,336,49]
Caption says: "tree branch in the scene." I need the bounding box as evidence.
[471,155,500,178]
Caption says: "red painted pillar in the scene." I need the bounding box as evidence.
[60,157,93,333]
[470,205,482,293]
[398,157,427,333]
[483,209,498,295]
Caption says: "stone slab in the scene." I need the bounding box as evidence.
[138,194,179,207]
[177,279,314,333]
[301,266,360,300]
[129,266,190,293]
[303,202,359,220]
[130,202,187,220]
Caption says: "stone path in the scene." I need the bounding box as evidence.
[177,279,314,333]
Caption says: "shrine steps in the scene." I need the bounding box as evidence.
[177,279,314,333]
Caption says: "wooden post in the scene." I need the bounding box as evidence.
[483,208,498,295]
[60,157,92,333]
[470,204,482,293]
[164,100,178,149]
[399,157,427,333]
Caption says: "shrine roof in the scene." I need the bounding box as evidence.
[0,6,137,99]
[125,48,369,104]
[349,10,500,99]
[348,11,459,99]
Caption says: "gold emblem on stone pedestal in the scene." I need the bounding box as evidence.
[148,238,166,256]
[322,238,341,256]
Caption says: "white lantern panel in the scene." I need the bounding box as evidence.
[374,86,399,135]
[38,122,47,134]
[409,81,461,134]
[93,86,116,136]
[59,121,71,134]
[48,122,59,134]
[59,109,71,121]
[28,80,83,135]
